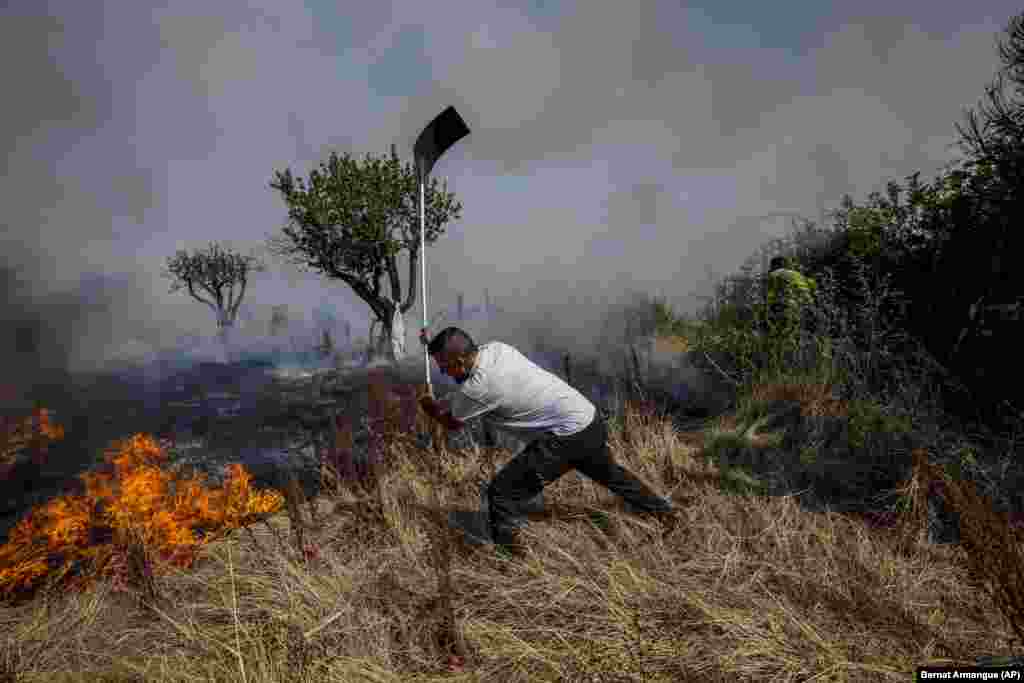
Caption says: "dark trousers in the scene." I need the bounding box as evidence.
[485,412,672,545]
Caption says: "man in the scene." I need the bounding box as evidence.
[762,256,818,364]
[417,326,676,556]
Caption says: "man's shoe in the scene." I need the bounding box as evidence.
[623,496,673,516]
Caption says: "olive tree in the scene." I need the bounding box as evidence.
[266,144,462,361]
[162,242,267,348]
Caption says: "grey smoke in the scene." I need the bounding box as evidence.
[1,0,1019,399]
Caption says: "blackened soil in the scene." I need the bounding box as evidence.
[1,362,321,545]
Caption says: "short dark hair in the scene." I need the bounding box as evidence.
[770,256,789,271]
[428,327,477,357]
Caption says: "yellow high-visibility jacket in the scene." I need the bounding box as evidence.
[765,268,817,327]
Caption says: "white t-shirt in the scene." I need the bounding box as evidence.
[444,341,596,440]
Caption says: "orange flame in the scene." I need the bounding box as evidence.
[1,406,66,471]
[0,431,283,603]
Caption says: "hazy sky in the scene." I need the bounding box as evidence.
[2,0,1019,371]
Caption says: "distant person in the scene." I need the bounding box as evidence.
[762,256,818,360]
[417,326,676,556]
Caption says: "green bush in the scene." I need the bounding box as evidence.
[845,399,913,451]
[702,431,748,462]
[719,467,769,496]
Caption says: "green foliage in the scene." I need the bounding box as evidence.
[770,12,1024,430]
[684,207,950,413]
[937,15,1024,425]
[719,467,769,496]
[599,290,713,349]
[703,431,748,461]
[588,510,611,531]
[813,177,939,330]
[791,13,1024,421]
[682,171,976,417]
[845,399,912,451]
[687,318,763,387]
[943,444,982,483]
[712,301,754,332]
[266,145,463,349]
[840,200,885,263]
[893,495,913,517]
[956,12,1024,181]
[652,296,688,337]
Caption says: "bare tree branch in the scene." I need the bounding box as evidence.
[164,242,266,335]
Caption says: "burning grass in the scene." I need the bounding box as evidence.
[1,404,65,477]
[0,367,1021,680]
[0,432,284,609]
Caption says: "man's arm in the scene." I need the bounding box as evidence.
[418,395,466,431]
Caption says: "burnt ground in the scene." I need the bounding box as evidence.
[0,357,507,544]
[0,349,710,547]
[1,359,340,545]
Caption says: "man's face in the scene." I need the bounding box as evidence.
[432,351,472,384]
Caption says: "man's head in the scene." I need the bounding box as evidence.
[427,327,478,384]
[770,256,791,271]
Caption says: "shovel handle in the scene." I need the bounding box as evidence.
[419,328,434,398]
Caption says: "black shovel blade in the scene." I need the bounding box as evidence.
[414,106,470,181]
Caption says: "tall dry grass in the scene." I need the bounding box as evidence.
[0,372,1021,681]
[3,257,1023,680]
[1,402,65,477]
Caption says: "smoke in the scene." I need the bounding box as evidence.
[1,0,1018,394]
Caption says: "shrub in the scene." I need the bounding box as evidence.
[845,399,913,451]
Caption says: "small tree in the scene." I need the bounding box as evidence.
[952,10,1024,318]
[266,144,463,362]
[956,12,1024,190]
[163,242,266,349]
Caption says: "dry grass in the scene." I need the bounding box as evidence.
[1,404,65,476]
[892,450,1024,642]
[652,335,689,356]
[745,376,849,419]
[1,380,1021,681]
